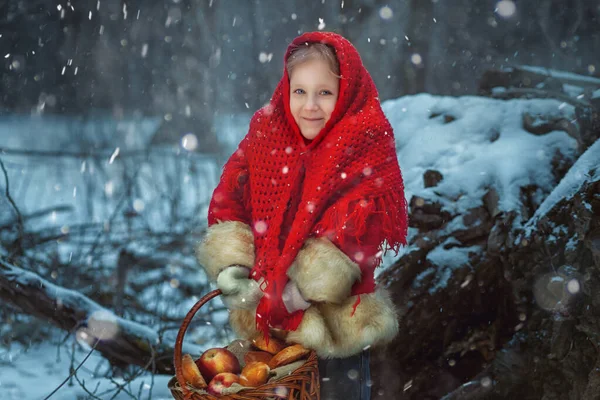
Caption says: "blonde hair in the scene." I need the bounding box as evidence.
[286,43,340,77]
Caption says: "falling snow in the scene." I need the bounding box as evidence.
[379,6,393,20]
[318,18,326,30]
[495,0,516,18]
[0,1,598,398]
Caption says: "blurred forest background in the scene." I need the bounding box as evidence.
[0,1,599,399]
[1,0,598,152]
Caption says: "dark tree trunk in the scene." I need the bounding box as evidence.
[0,259,179,374]
[371,145,600,399]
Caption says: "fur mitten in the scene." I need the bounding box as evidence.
[217,266,263,310]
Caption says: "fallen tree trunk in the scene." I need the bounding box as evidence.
[372,140,600,399]
[0,258,202,374]
[478,65,600,153]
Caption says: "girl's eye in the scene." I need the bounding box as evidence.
[293,89,305,94]
[320,90,333,95]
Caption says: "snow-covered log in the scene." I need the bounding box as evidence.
[370,90,599,399]
[372,140,599,399]
[0,258,203,374]
[479,65,600,152]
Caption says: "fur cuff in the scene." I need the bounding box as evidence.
[229,308,261,339]
[196,221,254,281]
[286,287,399,358]
[287,237,361,304]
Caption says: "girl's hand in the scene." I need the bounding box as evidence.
[217,266,263,309]
[282,281,311,313]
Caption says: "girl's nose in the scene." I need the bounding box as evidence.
[304,96,319,111]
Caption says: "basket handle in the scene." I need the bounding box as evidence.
[174,289,222,398]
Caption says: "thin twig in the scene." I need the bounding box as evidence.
[78,150,151,265]
[42,341,98,400]
[107,375,139,400]
[72,374,103,400]
[148,340,157,400]
[0,146,217,161]
[107,344,158,400]
[69,339,77,387]
[568,0,584,37]
[0,205,73,230]
[542,236,558,273]
[0,156,25,254]
[490,87,590,108]
[537,0,562,58]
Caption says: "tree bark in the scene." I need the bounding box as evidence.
[0,259,201,375]
[371,140,600,399]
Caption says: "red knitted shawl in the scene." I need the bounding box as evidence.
[208,32,408,336]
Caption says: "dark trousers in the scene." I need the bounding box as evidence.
[317,350,371,400]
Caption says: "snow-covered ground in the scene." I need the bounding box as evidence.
[379,93,576,268]
[1,341,174,400]
[0,93,580,398]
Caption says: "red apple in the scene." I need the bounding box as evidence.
[207,372,240,395]
[195,347,241,381]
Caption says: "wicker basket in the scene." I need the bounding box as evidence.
[169,289,320,399]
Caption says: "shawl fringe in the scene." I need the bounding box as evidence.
[315,191,408,261]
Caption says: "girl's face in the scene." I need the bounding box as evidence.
[289,58,339,140]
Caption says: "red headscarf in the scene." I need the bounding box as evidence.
[208,31,408,336]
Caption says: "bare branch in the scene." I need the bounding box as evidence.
[568,0,584,37]
[0,258,203,374]
[490,87,590,108]
[536,0,563,58]
[0,146,217,161]
[0,156,24,254]
[42,341,98,400]
[0,205,73,231]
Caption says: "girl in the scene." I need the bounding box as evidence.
[197,31,408,399]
